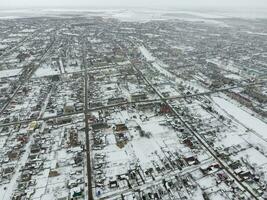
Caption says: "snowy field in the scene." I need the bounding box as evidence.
[0,68,21,78]
[212,96,267,140]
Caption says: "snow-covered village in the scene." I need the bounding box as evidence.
[0,7,267,200]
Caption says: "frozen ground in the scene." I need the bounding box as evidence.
[212,96,267,140]
[0,68,21,78]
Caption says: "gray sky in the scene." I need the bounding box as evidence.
[1,0,267,9]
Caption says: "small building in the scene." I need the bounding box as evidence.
[64,103,75,114]
[131,93,147,101]
[107,97,127,105]
[115,123,128,132]
[70,187,84,199]
[28,121,37,133]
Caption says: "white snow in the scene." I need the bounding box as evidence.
[0,44,8,50]
[139,46,155,62]
[0,137,33,200]
[34,67,60,77]
[212,96,267,140]
[234,147,267,167]
[0,68,21,78]
[224,73,242,80]
[139,46,176,79]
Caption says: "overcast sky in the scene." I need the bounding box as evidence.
[1,0,267,9]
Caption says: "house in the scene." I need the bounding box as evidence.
[107,97,127,105]
[56,117,72,125]
[184,155,199,165]
[64,103,75,114]
[7,149,20,161]
[70,187,84,199]
[115,123,128,132]
[27,121,37,133]
[131,93,147,101]
[109,180,119,188]
[92,122,108,130]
